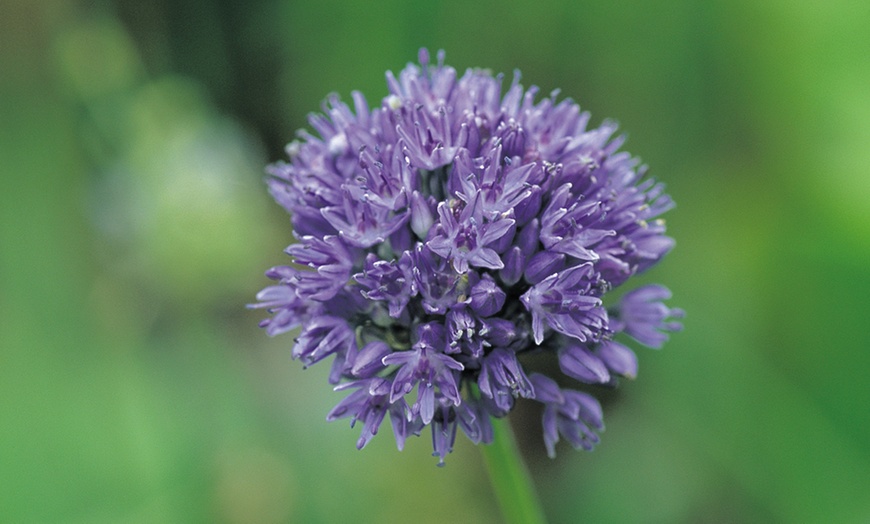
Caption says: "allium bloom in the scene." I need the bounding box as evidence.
[251,50,683,464]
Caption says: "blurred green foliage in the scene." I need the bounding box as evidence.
[1,1,869,522]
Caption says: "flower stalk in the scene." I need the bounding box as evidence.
[480,416,548,524]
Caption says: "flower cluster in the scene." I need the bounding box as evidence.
[251,50,683,464]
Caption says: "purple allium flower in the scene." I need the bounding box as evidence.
[251,49,682,464]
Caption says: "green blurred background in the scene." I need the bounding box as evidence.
[2,1,869,522]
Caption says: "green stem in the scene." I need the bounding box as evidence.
[480,416,548,524]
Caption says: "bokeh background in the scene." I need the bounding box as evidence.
[2,1,869,522]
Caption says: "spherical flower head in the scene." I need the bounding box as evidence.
[250,49,683,464]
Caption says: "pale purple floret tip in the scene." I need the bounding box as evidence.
[250,50,682,464]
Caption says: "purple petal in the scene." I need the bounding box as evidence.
[499,246,525,286]
[469,247,504,270]
[528,373,564,404]
[524,251,566,284]
[596,340,638,379]
[351,341,392,377]
[558,344,610,384]
[469,274,507,317]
